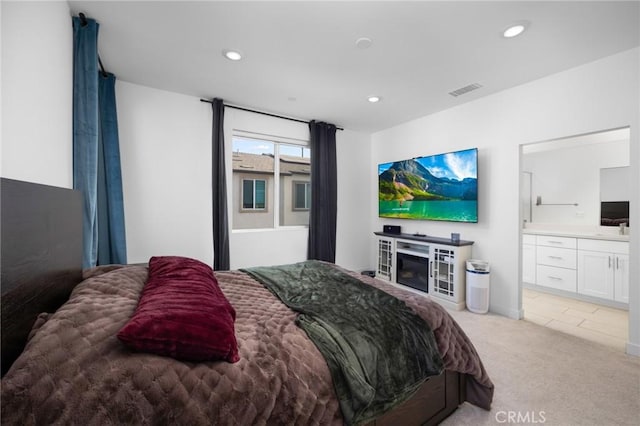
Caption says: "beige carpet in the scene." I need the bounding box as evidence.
[440,309,640,426]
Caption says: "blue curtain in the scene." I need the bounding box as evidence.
[97,73,127,265]
[73,16,127,268]
[308,120,337,262]
[73,16,99,268]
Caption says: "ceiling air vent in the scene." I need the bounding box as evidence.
[449,83,483,97]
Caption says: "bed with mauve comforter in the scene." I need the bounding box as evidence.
[1,258,493,425]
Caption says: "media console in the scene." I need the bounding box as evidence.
[374,232,474,311]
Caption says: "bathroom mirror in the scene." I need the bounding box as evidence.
[600,166,630,227]
[522,128,630,225]
[600,166,630,202]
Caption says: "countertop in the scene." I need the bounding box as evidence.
[522,229,629,242]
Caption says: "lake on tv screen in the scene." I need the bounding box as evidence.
[379,200,478,222]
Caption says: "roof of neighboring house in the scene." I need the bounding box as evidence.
[280,155,310,176]
[232,152,310,176]
[232,152,274,174]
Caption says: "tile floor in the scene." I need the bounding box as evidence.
[522,287,628,351]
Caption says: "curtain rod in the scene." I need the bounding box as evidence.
[78,13,108,77]
[200,99,344,131]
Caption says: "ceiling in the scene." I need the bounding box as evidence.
[67,1,640,133]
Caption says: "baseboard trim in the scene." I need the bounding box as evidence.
[626,341,640,357]
[489,304,522,320]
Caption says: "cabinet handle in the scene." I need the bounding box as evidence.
[616,257,619,270]
[430,261,433,278]
[548,255,562,260]
[609,256,612,268]
[548,276,562,281]
[548,241,563,245]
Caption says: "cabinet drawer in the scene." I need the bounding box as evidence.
[536,235,576,249]
[536,246,576,269]
[577,238,628,254]
[522,234,536,245]
[536,265,577,292]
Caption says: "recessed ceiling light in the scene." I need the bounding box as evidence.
[223,49,242,61]
[502,21,530,38]
[367,96,381,103]
[503,25,524,38]
[356,37,373,49]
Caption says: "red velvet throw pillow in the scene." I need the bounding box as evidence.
[117,256,239,363]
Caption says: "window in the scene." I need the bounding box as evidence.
[242,179,266,210]
[293,181,311,210]
[232,136,310,230]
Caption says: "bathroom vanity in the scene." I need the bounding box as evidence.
[522,230,629,308]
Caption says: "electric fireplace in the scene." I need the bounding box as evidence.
[396,252,429,293]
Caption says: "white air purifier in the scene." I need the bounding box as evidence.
[466,260,490,314]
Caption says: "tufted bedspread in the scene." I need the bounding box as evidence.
[1,264,492,425]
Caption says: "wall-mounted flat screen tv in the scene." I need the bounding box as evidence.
[378,148,478,222]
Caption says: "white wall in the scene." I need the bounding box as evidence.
[371,48,639,354]
[335,129,372,272]
[1,1,72,187]
[116,81,213,265]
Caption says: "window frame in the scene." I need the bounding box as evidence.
[231,132,311,231]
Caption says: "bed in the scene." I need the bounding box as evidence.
[1,178,493,425]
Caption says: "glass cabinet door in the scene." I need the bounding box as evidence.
[431,247,455,299]
[377,238,393,280]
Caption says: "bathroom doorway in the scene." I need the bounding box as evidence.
[519,127,631,351]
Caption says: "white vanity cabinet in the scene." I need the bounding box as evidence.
[523,231,629,307]
[535,235,577,292]
[614,255,630,303]
[577,239,629,303]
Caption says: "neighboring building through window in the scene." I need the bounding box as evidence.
[232,136,310,230]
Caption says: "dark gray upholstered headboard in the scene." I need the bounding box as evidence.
[1,178,83,376]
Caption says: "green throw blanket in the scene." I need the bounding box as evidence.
[242,260,444,425]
